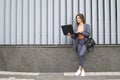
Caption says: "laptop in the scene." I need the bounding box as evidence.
[61,24,74,35]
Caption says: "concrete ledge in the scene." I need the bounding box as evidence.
[0,45,120,72]
[0,71,39,76]
[64,72,120,76]
[0,71,120,76]
[0,44,120,47]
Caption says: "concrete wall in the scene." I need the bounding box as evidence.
[0,45,120,72]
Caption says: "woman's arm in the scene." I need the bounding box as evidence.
[68,33,76,39]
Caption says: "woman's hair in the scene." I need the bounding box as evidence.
[76,13,86,25]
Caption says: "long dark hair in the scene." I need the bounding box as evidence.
[76,13,86,25]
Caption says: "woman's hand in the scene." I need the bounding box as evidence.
[68,33,72,37]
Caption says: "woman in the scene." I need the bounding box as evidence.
[68,13,91,76]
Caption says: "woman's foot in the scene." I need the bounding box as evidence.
[81,69,85,76]
[74,69,81,76]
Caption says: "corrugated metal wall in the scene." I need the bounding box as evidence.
[0,0,120,45]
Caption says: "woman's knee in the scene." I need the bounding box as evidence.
[79,49,86,57]
[79,53,84,57]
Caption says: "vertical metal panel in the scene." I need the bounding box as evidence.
[73,0,78,29]
[111,0,116,44]
[66,0,72,44]
[117,0,120,44]
[5,0,11,44]
[48,0,54,44]
[17,0,22,44]
[71,0,78,44]
[92,0,98,44]
[54,0,60,44]
[98,0,104,44]
[86,0,92,34]
[41,0,47,44]
[40,0,42,44]
[105,0,110,44]
[29,0,35,44]
[60,0,66,44]
[11,0,17,44]
[79,0,84,14]
[0,0,120,45]
[23,0,29,44]
[0,0,4,44]
[35,0,41,44]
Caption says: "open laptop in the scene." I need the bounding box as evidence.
[61,24,74,35]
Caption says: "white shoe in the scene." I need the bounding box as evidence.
[81,69,85,76]
[74,69,81,76]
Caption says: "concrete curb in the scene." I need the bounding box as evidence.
[0,71,120,76]
[64,72,120,76]
[0,71,39,76]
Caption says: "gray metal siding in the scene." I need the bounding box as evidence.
[0,0,120,45]
[117,0,120,44]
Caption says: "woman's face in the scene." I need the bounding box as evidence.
[76,16,82,24]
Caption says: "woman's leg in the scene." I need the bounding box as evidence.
[79,44,87,76]
[75,44,83,76]
[75,44,87,76]
[79,44,87,68]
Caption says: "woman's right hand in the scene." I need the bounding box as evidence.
[68,33,72,37]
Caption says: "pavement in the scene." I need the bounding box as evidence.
[0,71,120,80]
